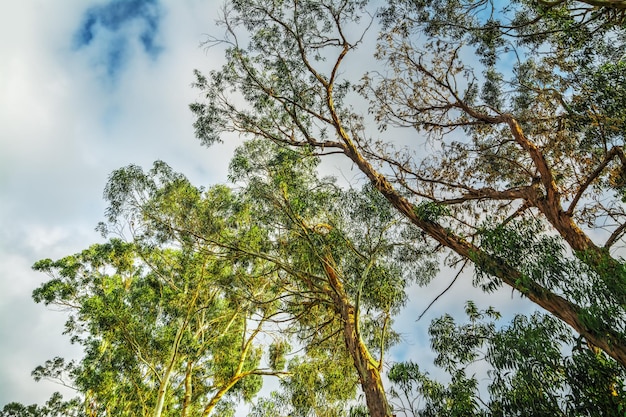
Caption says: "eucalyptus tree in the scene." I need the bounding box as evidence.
[102,145,434,417]
[226,141,436,416]
[190,0,626,367]
[24,164,283,417]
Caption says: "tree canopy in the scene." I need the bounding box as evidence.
[9,151,433,416]
[190,0,626,369]
[6,1,626,416]
[27,183,274,417]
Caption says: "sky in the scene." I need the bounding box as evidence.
[0,0,535,410]
[0,0,237,406]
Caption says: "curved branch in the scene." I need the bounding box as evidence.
[567,146,625,216]
[416,260,468,322]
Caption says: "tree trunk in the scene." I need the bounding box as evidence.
[342,303,393,417]
[322,258,394,417]
[181,360,194,417]
[153,319,186,417]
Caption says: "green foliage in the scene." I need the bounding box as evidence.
[389,304,626,416]
[429,301,499,373]
[476,218,626,347]
[269,340,290,371]
[0,393,81,417]
[282,353,358,417]
[251,345,362,417]
[413,201,451,223]
[388,361,481,417]
[248,392,290,417]
[23,165,284,415]
[476,218,572,291]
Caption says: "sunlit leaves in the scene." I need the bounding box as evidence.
[26,168,279,415]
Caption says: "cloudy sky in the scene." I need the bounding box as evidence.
[0,0,238,406]
[0,0,534,409]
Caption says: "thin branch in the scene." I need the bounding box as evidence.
[416,260,468,321]
[567,146,625,215]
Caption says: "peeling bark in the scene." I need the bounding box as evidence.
[321,256,394,417]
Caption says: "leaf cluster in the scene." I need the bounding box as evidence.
[389,303,626,416]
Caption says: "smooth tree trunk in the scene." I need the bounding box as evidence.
[153,319,186,417]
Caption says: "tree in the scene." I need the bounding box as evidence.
[227,141,436,416]
[24,163,284,416]
[190,0,626,368]
[102,147,434,417]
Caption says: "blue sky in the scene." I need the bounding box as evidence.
[73,0,163,79]
[0,0,534,411]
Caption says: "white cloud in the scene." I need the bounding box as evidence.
[0,0,234,407]
[0,224,88,406]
